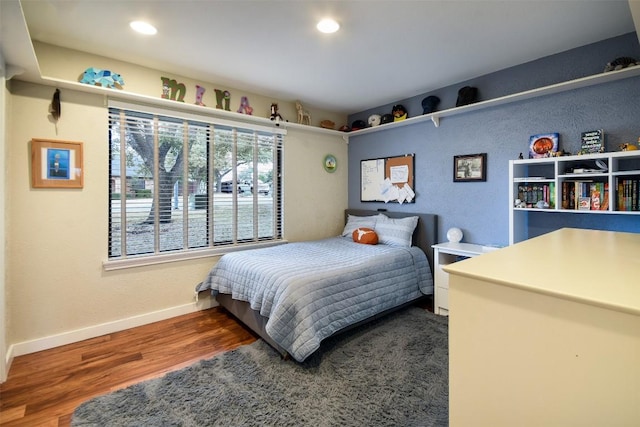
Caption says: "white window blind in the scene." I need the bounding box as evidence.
[107,102,284,268]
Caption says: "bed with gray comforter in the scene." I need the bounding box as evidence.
[196,209,437,362]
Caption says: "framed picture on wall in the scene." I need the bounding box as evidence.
[31,138,84,188]
[453,153,487,182]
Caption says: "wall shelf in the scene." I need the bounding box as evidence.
[29,65,640,141]
[29,75,350,139]
[347,65,640,137]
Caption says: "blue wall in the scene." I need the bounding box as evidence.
[348,34,640,246]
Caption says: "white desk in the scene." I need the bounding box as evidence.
[444,228,640,426]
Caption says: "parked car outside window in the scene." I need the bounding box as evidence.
[221,181,251,194]
[253,182,270,195]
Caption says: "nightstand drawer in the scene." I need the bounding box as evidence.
[435,264,449,289]
[432,242,486,316]
[437,287,449,310]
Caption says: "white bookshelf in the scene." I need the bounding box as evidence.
[509,151,640,244]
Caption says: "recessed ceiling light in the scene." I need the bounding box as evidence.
[130,20,157,35]
[317,18,339,34]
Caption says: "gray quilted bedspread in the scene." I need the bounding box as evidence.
[196,237,433,362]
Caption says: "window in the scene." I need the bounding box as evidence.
[107,102,284,269]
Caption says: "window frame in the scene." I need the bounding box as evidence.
[104,101,286,271]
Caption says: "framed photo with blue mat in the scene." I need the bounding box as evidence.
[31,138,84,188]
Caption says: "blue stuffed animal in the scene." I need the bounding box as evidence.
[79,67,124,89]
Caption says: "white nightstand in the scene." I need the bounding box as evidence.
[432,242,486,316]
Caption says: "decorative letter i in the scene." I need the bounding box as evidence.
[195,85,206,106]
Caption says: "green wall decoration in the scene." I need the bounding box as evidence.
[160,77,186,102]
[214,89,231,111]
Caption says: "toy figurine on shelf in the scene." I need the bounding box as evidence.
[270,103,284,124]
[392,104,408,122]
[295,101,311,125]
[620,142,638,151]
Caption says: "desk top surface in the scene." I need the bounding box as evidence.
[444,228,640,316]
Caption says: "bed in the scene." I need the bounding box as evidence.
[196,209,437,362]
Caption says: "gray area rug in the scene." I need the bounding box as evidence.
[72,307,448,426]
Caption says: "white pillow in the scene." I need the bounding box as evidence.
[341,214,379,237]
[375,215,419,247]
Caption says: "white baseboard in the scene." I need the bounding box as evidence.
[7,298,217,359]
[1,347,11,383]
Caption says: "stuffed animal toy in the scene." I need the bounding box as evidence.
[421,96,440,114]
[392,104,408,121]
[456,86,478,107]
[368,114,381,127]
[269,103,284,123]
[604,57,640,72]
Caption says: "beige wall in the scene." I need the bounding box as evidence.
[5,48,348,353]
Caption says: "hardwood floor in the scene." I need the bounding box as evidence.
[0,307,257,427]
[0,298,434,427]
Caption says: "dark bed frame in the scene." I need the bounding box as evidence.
[216,209,438,358]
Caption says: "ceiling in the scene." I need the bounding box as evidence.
[4,1,640,114]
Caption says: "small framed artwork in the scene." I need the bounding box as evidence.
[31,138,84,188]
[453,153,487,182]
[529,133,559,158]
[323,154,337,173]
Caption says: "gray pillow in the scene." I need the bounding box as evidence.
[341,214,379,237]
[375,215,419,247]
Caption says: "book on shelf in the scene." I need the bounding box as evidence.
[517,182,555,208]
[590,183,600,210]
[601,182,609,210]
[561,180,602,210]
[580,129,604,154]
[615,177,640,211]
[588,182,608,210]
